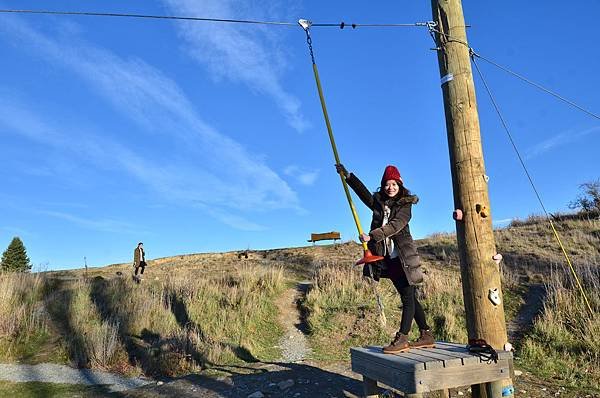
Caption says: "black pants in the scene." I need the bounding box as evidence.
[385,257,429,335]
[134,261,146,276]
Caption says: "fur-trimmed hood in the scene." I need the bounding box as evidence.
[374,191,419,206]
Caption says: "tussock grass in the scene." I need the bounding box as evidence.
[303,259,467,360]
[0,272,49,360]
[520,265,600,390]
[0,264,286,376]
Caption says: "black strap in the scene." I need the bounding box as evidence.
[468,339,499,363]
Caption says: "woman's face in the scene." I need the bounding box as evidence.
[384,180,400,198]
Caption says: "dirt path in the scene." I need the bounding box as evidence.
[507,283,547,342]
[275,282,312,363]
[0,363,151,392]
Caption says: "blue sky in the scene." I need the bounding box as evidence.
[0,1,598,270]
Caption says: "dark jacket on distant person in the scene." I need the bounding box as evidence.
[133,247,145,267]
[346,173,423,285]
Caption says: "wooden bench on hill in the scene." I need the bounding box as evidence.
[307,231,341,245]
[351,342,513,397]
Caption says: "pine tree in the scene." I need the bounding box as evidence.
[1,237,32,272]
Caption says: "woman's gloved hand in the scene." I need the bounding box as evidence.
[335,163,349,178]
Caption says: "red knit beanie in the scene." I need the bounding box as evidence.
[381,165,403,186]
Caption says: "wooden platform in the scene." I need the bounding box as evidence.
[351,342,512,396]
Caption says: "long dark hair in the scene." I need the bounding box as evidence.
[377,180,413,200]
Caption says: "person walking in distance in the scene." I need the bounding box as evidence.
[133,242,146,281]
[336,163,434,354]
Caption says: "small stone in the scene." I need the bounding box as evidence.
[458,392,464,396]
[294,394,301,397]
[247,392,264,398]
[278,379,294,390]
[542,387,547,391]
[521,391,526,394]
[514,369,523,376]
[157,381,164,386]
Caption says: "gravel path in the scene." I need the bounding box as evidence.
[276,282,312,363]
[0,363,152,392]
[507,283,547,342]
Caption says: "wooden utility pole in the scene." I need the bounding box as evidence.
[430,0,510,396]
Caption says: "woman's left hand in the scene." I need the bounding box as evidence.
[359,233,371,243]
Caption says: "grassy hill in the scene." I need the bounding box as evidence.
[1,212,598,392]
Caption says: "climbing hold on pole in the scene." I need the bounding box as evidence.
[503,342,513,352]
[480,207,489,218]
[488,288,501,306]
[502,385,515,397]
[483,174,490,182]
[492,253,503,265]
[476,203,489,218]
[453,209,464,221]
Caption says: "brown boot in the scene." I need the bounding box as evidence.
[382,332,410,354]
[410,329,435,349]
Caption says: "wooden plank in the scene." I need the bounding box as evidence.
[397,351,445,370]
[409,348,464,368]
[353,355,510,394]
[436,341,513,360]
[352,356,418,393]
[414,360,511,393]
[430,342,480,365]
[433,351,480,366]
[352,344,482,369]
[422,346,471,360]
[352,347,425,371]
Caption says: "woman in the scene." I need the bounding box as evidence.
[336,164,434,353]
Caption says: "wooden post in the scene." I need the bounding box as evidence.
[430,0,511,396]
[362,376,380,398]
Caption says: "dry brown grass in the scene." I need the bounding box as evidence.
[0,263,287,376]
[520,264,600,390]
[302,257,468,360]
[0,272,47,342]
[1,213,598,385]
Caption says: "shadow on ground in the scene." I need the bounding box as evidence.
[122,362,363,398]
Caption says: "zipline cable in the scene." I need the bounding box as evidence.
[471,53,594,316]
[426,24,600,122]
[473,52,600,122]
[0,9,430,29]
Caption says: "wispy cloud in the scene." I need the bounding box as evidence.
[284,165,319,186]
[493,218,512,226]
[527,125,600,159]
[0,15,302,230]
[38,210,139,234]
[162,0,309,132]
